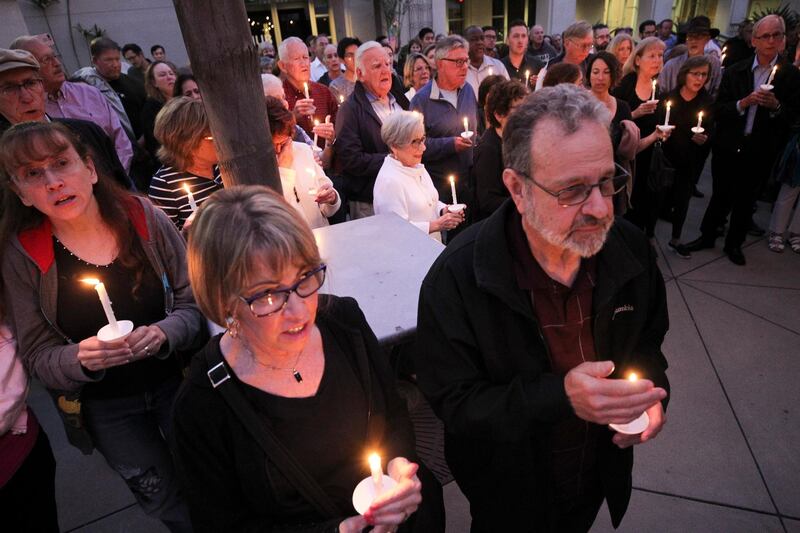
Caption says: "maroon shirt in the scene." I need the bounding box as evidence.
[283,79,339,149]
[506,210,601,504]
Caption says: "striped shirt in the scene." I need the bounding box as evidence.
[148,165,223,230]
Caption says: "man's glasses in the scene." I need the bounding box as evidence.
[753,31,785,41]
[38,53,62,66]
[440,58,469,67]
[514,164,630,207]
[0,78,44,99]
[240,264,327,317]
[569,40,593,51]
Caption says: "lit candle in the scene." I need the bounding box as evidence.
[720,52,726,64]
[765,65,777,86]
[650,79,657,101]
[488,67,494,76]
[306,167,318,196]
[81,278,119,334]
[449,175,458,205]
[696,111,703,129]
[627,372,638,382]
[525,69,531,88]
[663,101,671,126]
[183,184,198,212]
[463,116,469,134]
[303,82,310,99]
[313,118,320,147]
[368,453,383,492]
[338,94,344,104]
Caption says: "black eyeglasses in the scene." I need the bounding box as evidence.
[440,58,469,67]
[239,264,327,317]
[514,164,630,207]
[0,78,43,99]
[753,31,784,41]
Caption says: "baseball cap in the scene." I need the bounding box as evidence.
[0,48,40,74]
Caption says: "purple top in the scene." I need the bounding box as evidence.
[45,81,134,171]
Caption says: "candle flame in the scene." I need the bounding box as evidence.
[449,175,455,185]
[627,372,638,382]
[80,278,100,286]
[314,119,319,126]
[699,111,703,118]
[666,100,671,108]
[339,95,344,103]
[183,184,191,194]
[368,453,381,471]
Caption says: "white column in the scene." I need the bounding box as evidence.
[717,0,750,36]
[343,0,377,43]
[536,0,577,35]
[0,0,30,48]
[651,0,673,24]
[637,0,656,22]
[431,0,447,36]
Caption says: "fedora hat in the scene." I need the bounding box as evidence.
[680,16,720,39]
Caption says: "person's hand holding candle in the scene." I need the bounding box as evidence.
[564,360,667,425]
[311,119,335,143]
[611,401,666,449]
[293,97,317,118]
[454,135,473,152]
[363,457,422,528]
[314,183,337,205]
[77,336,134,371]
[125,325,168,361]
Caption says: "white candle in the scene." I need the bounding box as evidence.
[338,94,344,104]
[449,175,458,205]
[766,65,777,86]
[368,453,383,492]
[650,79,657,101]
[696,111,703,129]
[312,119,320,147]
[306,167,318,196]
[488,67,494,76]
[303,82,310,99]
[82,278,119,334]
[463,116,469,134]
[525,69,530,88]
[663,101,671,126]
[183,184,198,212]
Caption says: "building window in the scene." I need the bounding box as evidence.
[447,0,465,35]
[313,0,332,38]
[491,0,505,36]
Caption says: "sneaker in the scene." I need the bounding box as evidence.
[668,241,691,259]
[768,233,785,253]
[789,234,800,254]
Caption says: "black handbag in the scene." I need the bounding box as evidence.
[648,141,675,192]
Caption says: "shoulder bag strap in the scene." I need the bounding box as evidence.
[204,347,341,519]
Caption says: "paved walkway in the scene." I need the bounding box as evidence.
[31,167,800,532]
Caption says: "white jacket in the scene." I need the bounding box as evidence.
[279,142,341,229]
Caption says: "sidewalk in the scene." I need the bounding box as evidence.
[30,165,800,532]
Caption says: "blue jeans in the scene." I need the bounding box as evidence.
[82,375,192,533]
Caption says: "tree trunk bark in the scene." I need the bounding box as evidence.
[172,0,281,192]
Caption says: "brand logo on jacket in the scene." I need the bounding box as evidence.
[612,304,634,320]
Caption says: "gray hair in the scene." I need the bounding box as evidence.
[753,14,785,37]
[278,36,305,61]
[563,21,593,41]
[434,35,467,62]
[355,41,385,72]
[502,84,611,176]
[380,110,424,149]
[261,73,284,98]
[9,35,43,51]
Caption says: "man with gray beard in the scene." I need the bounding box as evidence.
[414,84,670,532]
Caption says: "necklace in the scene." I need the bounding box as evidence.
[241,339,304,383]
[54,237,115,268]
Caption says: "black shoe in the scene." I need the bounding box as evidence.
[692,186,704,198]
[686,236,715,252]
[748,222,766,237]
[724,246,746,265]
[668,241,691,259]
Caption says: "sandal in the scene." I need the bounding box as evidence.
[788,234,800,254]
[768,233,785,253]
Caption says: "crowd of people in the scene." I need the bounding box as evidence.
[0,9,798,533]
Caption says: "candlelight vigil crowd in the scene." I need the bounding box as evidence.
[0,7,799,532]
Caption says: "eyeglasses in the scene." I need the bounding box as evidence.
[240,264,327,317]
[514,164,630,207]
[753,31,785,41]
[687,70,709,79]
[0,78,44,99]
[409,135,426,147]
[12,155,84,187]
[569,39,593,51]
[440,57,469,67]
[38,53,62,66]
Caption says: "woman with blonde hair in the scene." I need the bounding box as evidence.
[172,186,444,531]
[403,53,432,100]
[148,96,222,230]
[607,33,634,78]
[141,60,178,160]
[612,36,672,240]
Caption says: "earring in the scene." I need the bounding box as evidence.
[225,316,240,338]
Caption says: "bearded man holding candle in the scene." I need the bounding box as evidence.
[686,14,800,265]
[415,85,670,532]
[0,121,206,531]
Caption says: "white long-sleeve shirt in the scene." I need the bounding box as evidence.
[373,155,447,242]
[279,142,341,229]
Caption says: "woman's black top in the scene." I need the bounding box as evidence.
[141,98,165,161]
[612,72,667,177]
[609,97,633,153]
[171,296,443,533]
[54,237,177,399]
[662,87,715,171]
[471,127,507,221]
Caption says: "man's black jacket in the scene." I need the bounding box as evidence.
[415,200,670,531]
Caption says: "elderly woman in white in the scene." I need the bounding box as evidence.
[373,111,464,241]
[265,96,341,228]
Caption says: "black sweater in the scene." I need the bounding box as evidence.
[172,296,432,532]
[471,127,506,221]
